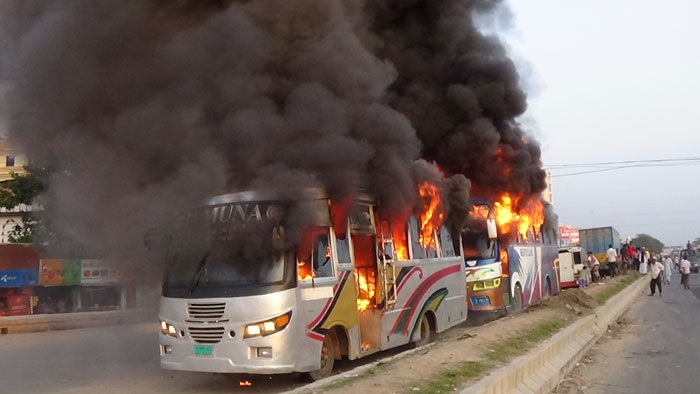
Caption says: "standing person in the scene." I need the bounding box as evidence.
[587,251,601,282]
[606,244,618,277]
[662,254,673,285]
[639,247,649,275]
[633,246,641,271]
[620,244,629,274]
[680,255,691,290]
[648,257,664,296]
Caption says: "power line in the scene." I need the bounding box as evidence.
[545,158,700,177]
[546,157,700,169]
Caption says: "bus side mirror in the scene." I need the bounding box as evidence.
[272,225,285,251]
[486,218,497,241]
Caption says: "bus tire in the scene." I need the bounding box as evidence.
[307,335,335,381]
[512,283,523,313]
[413,314,432,348]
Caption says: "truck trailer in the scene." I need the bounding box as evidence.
[578,226,620,276]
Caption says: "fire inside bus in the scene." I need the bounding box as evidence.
[462,196,560,313]
[154,186,466,380]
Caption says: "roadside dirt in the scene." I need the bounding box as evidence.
[550,315,632,394]
[306,275,630,394]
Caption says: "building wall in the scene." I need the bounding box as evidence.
[0,138,28,182]
[0,138,33,243]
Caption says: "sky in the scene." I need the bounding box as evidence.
[505,0,700,247]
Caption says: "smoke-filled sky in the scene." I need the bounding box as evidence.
[509,0,700,247]
[0,0,553,270]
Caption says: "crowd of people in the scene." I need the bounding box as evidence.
[581,241,695,296]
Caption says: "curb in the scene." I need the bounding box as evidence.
[460,276,647,394]
[0,308,154,334]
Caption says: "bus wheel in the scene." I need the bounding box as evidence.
[307,335,335,381]
[512,284,523,313]
[413,314,432,348]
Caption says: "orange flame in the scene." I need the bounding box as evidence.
[356,268,375,312]
[417,182,444,249]
[392,219,409,260]
[494,194,544,241]
[239,380,253,386]
[297,260,312,280]
[469,204,490,220]
[500,248,509,278]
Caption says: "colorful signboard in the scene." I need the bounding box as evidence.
[559,225,580,247]
[81,259,118,285]
[0,269,37,287]
[39,259,82,286]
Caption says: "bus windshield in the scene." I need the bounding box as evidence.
[161,215,294,298]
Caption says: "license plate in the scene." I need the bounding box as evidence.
[193,344,213,356]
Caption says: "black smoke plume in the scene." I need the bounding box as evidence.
[0,0,548,277]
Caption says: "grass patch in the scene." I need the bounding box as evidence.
[483,318,566,364]
[319,360,393,391]
[410,361,493,394]
[594,272,640,304]
[408,318,566,393]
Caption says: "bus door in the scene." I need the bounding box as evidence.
[346,203,381,354]
[352,233,381,353]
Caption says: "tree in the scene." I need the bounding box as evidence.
[631,233,664,253]
[0,171,44,208]
[0,170,45,243]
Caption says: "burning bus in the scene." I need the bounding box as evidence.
[462,194,560,314]
[154,184,466,380]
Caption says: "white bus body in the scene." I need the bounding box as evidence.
[157,189,467,379]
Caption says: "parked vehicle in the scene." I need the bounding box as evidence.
[578,227,620,277]
[558,246,588,288]
[151,186,467,380]
[462,199,560,314]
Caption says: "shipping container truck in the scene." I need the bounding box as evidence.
[578,227,620,276]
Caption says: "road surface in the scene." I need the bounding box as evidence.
[0,320,310,394]
[554,272,700,394]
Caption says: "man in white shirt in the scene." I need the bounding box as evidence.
[679,256,691,290]
[606,245,618,277]
[662,255,673,285]
[648,257,664,296]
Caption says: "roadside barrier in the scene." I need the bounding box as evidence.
[0,308,153,334]
[460,276,647,394]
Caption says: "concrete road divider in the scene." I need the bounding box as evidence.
[460,277,647,394]
[0,308,154,335]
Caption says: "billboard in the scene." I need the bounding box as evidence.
[0,269,37,287]
[559,225,580,247]
[81,259,118,285]
[39,259,82,286]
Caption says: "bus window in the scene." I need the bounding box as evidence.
[336,235,352,270]
[297,231,313,281]
[313,231,333,278]
[439,226,456,257]
[408,216,437,259]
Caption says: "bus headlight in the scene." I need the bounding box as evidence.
[244,311,292,338]
[160,321,177,337]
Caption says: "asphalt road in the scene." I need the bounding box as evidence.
[0,320,311,394]
[0,299,505,393]
[554,272,700,394]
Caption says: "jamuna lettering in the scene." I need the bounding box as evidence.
[208,203,282,224]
